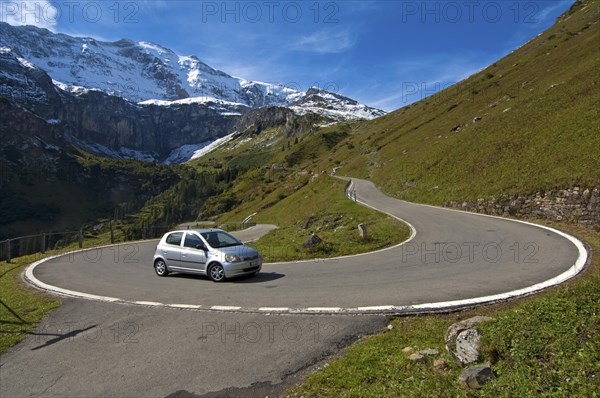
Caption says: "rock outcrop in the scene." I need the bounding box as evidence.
[445,316,493,366]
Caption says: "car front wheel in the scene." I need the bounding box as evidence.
[154,259,169,277]
[208,263,225,282]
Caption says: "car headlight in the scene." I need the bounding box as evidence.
[225,254,241,263]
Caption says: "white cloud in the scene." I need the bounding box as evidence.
[535,0,573,26]
[365,54,492,111]
[0,0,58,30]
[293,29,356,54]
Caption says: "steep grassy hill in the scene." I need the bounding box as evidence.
[298,0,599,204]
[195,0,599,220]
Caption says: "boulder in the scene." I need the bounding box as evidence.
[302,216,315,229]
[303,233,322,249]
[445,316,492,366]
[418,348,439,356]
[408,353,426,363]
[458,364,495,389]
[456,328,483,365]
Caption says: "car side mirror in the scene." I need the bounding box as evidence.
[196,244,207,251]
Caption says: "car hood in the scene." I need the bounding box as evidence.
[216,245,260,259]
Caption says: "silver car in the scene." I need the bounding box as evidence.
[153,229,262,282]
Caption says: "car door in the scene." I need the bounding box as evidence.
[161,232,184,268]
[180,232,208,271]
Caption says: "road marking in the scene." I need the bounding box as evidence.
[258,307,289,312]
[356,305,396,312]
[135,301,163,306]
[305,307,342,312]
[23,178,589,315]
[167,304,202,309]
[211,305,242,311]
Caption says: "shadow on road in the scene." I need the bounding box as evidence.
[167,272,285,283]
[30,325,97,351]
[231,272,285,284]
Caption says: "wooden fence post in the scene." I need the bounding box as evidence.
[78,229,83,248]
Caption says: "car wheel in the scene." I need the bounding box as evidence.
[154,259,169,277]
[208,263,225,282]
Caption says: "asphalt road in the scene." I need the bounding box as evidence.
[1,299,386,397]
[1,177,585,397]
[29,178,582,311]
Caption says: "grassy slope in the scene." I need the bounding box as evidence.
[303,0,600,204]
[249,176,409,262]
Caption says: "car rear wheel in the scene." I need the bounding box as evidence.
[154,259,169,277]
[208,263,225,282]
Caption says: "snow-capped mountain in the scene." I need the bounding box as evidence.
[290,87,386,121]
[0,22,383,120]
[0,22,386,164]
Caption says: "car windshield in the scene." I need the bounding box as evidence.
[200,231,242,248]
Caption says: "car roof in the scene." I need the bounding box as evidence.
[165,228,225,235]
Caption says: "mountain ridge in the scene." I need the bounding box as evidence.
[0,22,384,121]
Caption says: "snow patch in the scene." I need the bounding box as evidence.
[17,57,36,69]
[163,141,214,165]
[162,134,236,164]
[69,136,159,162]
[190,134,235,161]
[138,41,171,55]
[139,96,245,108]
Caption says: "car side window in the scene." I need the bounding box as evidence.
[165,232,183,246]
[184,233,204,249]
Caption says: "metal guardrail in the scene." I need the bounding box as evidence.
[0,225,173,263]
[181,222,257,232]
[0,230,81,263]
[218,222,257,232]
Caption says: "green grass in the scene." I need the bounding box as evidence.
[249,176,410,262]
[286,223,599,398]
[0,255,61,353]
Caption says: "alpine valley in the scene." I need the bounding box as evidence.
[0,22,383,237]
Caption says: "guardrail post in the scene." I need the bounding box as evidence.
[110,221,115,244]
[5,239,10,263]
[78,229,83,248]
[41,233,46,253]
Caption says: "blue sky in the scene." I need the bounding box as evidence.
[1,0,575,111]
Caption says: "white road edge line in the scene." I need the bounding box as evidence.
[305,307,342,312]
[23,179,589,315]
[135,301,163,306]
[211,306,242,311]
[167,304,202,309]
